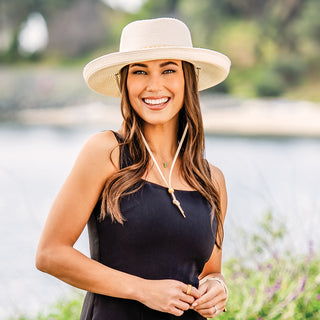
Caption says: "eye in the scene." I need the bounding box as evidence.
[163,69,175,74]
[132,70,147,75]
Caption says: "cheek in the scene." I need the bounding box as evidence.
[127,79,141,104]
[174,79,185,103]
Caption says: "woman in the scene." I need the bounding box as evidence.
[36,18,231,319]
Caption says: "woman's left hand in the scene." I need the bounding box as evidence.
[191,279,227,318]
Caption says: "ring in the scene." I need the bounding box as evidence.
[214,305,219,314]
[186,284,192,295]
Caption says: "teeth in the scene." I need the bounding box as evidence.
[144,97,169,105]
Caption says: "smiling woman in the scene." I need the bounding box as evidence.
[36,17,231,320]
[126,60,185,125]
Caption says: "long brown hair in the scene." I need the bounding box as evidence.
[101,61,224,248]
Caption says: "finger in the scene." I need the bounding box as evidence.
[193,283,226,308]
[175,300,191,312]
[193,293,227,311]
[197,284,207,296]
[170,307,184,317]
[198,304,224,318]
[180,293,195,305]
[215,301,227,313]
[190,286,202,299]
[182,284,201,299]
[192,291,214,308]
[204,306,226,319]
[195,299,227,319]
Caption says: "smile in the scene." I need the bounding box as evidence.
[143,97,170,106]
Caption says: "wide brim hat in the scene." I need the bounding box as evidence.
[83,18,231,98]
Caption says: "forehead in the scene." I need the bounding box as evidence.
[128,59,182,68]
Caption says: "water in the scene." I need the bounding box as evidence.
[1,124,319,318]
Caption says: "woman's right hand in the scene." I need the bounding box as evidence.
[137,279,201,316]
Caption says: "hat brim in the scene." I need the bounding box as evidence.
[83,46,231,98]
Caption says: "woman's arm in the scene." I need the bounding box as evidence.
[35,131,199,316]
[192,164,228,318]
[36,131,138,296]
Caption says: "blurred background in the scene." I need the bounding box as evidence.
[0,0,319,319]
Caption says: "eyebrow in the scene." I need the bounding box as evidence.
[160,61,179,67]
[129,61,179,68]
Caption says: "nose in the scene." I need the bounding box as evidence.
[146,73,162,92]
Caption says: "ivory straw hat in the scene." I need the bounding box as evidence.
[83,17,231,98]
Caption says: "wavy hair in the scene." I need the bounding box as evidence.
[100,61,224,249]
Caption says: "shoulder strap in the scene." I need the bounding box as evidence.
[111,130,123,144]
[111,131,133,169]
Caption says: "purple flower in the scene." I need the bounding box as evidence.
[265,277,282,300]
[287,276,307,302]
[272,252,279,261]
[308,240,314,257]
[306,240,315,262]
[317,294,320,301]
[274,279,281,291]
[266,263,273,270]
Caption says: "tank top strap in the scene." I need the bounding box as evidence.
[111,131,133,169]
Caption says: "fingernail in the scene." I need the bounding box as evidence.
[192,302,198,307]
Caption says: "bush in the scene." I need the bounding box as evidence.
[254,70,286,97]
[217,213,320,320]
[206,79,230,94]
[219,255,320,319]
[272,56,307,86]
[10,292,84,320]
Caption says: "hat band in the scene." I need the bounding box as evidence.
[121,44,187,52]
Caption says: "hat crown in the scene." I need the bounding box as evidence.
[119,18,193,52]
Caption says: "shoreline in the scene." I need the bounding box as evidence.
[3,95,320,138]
[202,97,320,138]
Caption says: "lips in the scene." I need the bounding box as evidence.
[143,97,170,107]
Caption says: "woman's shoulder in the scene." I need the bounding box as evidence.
[77,130,121,172]
[208,163,226,195]
[208,163,225,184]
[209,163,228,219]
[208,163,228,218]
[84,130,119,151]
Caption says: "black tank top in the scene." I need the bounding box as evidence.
[80,132,217,320]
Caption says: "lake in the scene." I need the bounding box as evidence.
[0,124,319,318]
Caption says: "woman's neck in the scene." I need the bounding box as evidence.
[142,123,179,161]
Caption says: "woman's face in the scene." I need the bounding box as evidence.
[126,59,185,127]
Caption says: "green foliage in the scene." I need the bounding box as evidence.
[139,0,180,17]
[219,255,320,319]
[253,54,307,97]
[217,213,320,320]
[10,292,84,320]
[254,70,286,97]
[271,56,307,86]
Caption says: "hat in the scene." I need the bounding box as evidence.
[83,17,231,98]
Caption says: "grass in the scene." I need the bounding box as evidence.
[218,213,320,319]
[10,292,84,320]
[219,244,320,319]
[11,213,320,320]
